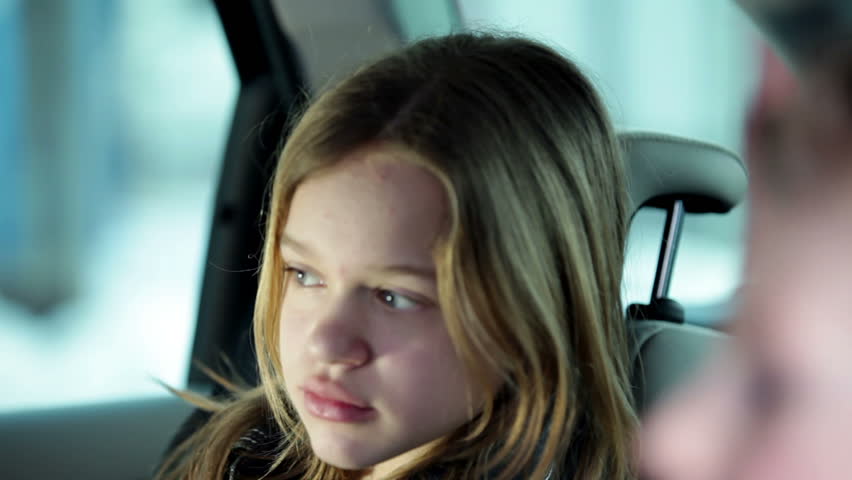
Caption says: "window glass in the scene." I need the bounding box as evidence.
[0,0,237,412]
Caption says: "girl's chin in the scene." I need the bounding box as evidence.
[306,432,390,470]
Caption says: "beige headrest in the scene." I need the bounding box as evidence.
[620,132,747,218]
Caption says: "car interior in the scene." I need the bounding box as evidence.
[0,1,753,478]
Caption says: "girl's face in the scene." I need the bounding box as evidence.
[277,145,484,476]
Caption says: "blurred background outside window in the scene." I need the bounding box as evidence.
[0,0,236,412]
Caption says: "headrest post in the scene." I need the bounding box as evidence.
[651,200,685,301]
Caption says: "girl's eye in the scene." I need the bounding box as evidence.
[376,289,419,311]
[285,267,324,287]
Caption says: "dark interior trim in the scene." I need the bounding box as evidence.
[189,0,306,386]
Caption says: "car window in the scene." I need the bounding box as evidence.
[0,0,237,412]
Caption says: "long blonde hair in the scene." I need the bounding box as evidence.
[157,32,636,480]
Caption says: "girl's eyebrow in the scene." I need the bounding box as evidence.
[281,232,435,280]
[280,233,316,258]
[370,264,436,281]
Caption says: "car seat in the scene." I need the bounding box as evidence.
[621,131,746,413]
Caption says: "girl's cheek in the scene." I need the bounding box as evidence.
[278,299,316,368]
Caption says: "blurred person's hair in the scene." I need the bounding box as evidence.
[156,32,637,480]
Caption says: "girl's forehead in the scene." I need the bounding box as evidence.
[297,147,445,207]
[283,147,448,264]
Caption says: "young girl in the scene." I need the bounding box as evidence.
[158,32,636,480]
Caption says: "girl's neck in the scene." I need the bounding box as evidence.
[358,439,438,479]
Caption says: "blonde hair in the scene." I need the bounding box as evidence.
[157,32,636,480]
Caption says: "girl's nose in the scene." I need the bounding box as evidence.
[305,300,372,369]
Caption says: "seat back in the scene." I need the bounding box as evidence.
[629,320,725,412]
[620,131,746,412]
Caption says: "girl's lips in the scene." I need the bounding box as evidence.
[303,390,377,422]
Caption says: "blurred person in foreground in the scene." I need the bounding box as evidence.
[640,1,852,479]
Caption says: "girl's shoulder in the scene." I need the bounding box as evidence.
[163,406,282,480]
[226,419,282,479]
